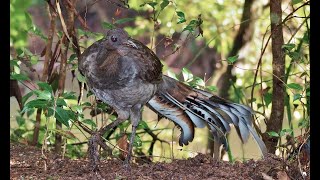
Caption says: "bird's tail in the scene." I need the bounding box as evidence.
[147,75,268,157]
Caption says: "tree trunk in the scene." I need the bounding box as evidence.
[31,2,56,146]
[55,0,76,153]
[262,0,285,153]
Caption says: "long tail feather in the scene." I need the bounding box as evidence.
[147,75,268,157]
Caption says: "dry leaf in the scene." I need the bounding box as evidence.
[117,134,129,160]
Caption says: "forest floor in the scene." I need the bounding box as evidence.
[10,142,309,180]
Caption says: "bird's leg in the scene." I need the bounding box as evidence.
[88,133,100,172]
[124,122,138,170]
[124,105,142,170]
[88,117,126,171]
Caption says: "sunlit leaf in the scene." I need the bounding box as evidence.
[10,60,19,67]
[206,85,218,92]
[287,83,303,91]
[37,82,53,93]
[24,99,49,110]
[138,120,149,129]
[293,94,302,102]
[33,90,52,100]
[292,0,302,5]
[62,92,77,100]
[167,70,178,80]
[10,73,30,81]
[267,131,279,137]
[227,55,239,64]
[182,68,193,82]
[71,105,83,113]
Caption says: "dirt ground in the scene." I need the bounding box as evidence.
[10,142,309,180]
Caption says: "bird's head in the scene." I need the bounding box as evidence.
[105,28,130,50]
[105,28,139,50]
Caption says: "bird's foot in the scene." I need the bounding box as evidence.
[123,159,132,171]
[88,133,101,172]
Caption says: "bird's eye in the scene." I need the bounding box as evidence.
[111,36,117,42]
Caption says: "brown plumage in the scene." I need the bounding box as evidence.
[78,28,267,170]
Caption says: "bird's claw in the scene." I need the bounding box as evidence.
[123,159,132,171]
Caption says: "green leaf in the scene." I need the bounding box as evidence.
[206,85,217,92]
[288,51,301,61]
[189,76,205,87]
[182,19,200,32]
[82,102,92,107]
[62,92,77,100]
[160,0,169,10]
[56,98,67,106]
[22,91,34,105]
[292,0,302,5]
[115,18,136,24]
[101,22,115,29]
[26,108,35,117]
[298,118,309,128]
[24,12,33,28]
[263,92,272,107]
[71,105,83,113]
[24,99,49,110]
[267,131,279,137]
[34,90,52,100]
[293,94,302,102]
[30,55,38,65]
[37,82,53,93]
[55,107,71,127]
[87,90,94,98]
[282,43,295,51]
[82,119,97,127]
[279,128,293,137]
[10,60,19,67]
[138,120,149,129]
[176,11,186,24]
[132,134,142,147]
[68,54,77,63]
[30,26,47,40]
[10,73,30,81]
[306,88,310,96]
[167,70,179,80]
[227,55,239,64]
[182,68,193,82]
[16,116,25,126]
[76,71,86,83]
[287,83,303,91]
[147,2,158,8]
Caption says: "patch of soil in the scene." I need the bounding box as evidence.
[10,142,309,180]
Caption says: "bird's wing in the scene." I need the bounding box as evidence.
[119,38,163,84]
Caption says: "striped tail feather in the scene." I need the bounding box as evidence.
[147,75,268,157]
